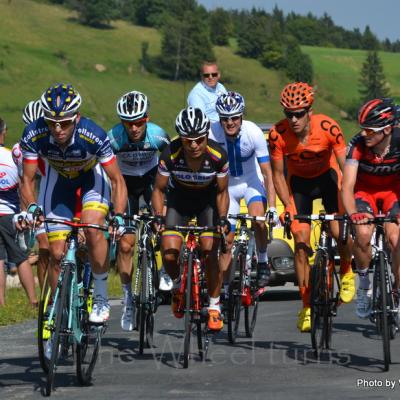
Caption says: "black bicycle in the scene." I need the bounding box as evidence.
[226,213,273,344]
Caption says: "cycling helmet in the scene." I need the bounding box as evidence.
[215,91,245,117]
[117,91,149,121]
[175,107,210,138]
[22,100,44,125]
[41,83,81,119]
[280,82,314,110]
[358,98,396,128]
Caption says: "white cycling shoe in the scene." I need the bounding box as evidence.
[159,266,173,291]
[89,296,110,324]
[121,301,135,331]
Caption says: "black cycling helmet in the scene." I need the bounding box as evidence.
[358,98,396,128]
[175,107,210,138]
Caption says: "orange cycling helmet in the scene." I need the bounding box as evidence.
[280,82,314,110]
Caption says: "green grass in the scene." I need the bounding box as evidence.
[3,0,400,143]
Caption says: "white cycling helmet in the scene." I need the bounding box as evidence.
[22,100,44,125]
[216,91,245,117]
[117,91,149,121]
[175,107,210,138]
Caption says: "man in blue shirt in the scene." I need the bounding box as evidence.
[187,61,227,123]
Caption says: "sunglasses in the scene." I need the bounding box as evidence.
[284,109,308,119]
[181,135,207,145]
[362,126,385,136]
[220,115,241,123]
[203,72,218,78]
[122,117,147,127]
[45,115,77,129]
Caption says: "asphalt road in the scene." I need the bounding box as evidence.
[1,284,400,400]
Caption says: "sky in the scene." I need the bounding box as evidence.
[197,0,400,41]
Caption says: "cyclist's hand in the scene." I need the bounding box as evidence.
[13,211,28,231]
[267,207,279,226]
[111,214,126,238]
[279,209,292,225]
[152,215,165,233]
[217,216,231,234]
[350,212,370,225]
[26,203,44,227]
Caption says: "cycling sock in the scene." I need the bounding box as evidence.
[357,268,370,290]
[208,296,220,311]
[93,272,108,300]
[122,283,132,304]
[299,286,310,308]
[224,283,229,299]
[172,276,181,290]
[340,260,352,275]
[257,250,268,264]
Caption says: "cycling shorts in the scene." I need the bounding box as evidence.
[0,215,28,266]
[162,190,220,240]
[228,174,266,232]
[286,168,342,234]
[355,186,400,217]
[41,164,111,242]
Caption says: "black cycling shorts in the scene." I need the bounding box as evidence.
[0,215,28,266]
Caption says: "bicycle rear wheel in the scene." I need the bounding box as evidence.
[310,252,328,357]
[38,271,51,373]
[45,263,71,396]
[228,245,244,344]
[244,298,259,338]
[183,253,193,368]
[324,261,336,350]
[378,252,391,371]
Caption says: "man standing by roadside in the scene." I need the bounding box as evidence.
[187,61,227,123]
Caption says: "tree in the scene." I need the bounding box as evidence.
[135,0,169,27]
[362,26,379,50]
[68,0,119,28]
[209,8,232,46]
[285,41,313,83]
[359,50,390,102]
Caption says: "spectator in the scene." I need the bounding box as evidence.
[0,118,37,307]
[187,61,227,122]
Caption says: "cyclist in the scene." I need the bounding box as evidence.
[268,82,354,332]
[152,107,229,331]
[12,100,49,290]
[19,83,128,324]
[210,91,278,295]
[342,98,400,318]
[108,90,170,331]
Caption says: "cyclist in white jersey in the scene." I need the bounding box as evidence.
[210,91,278,290]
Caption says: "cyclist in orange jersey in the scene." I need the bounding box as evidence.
[268,82,354,332]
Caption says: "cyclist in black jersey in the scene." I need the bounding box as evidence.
[152,107,229,331]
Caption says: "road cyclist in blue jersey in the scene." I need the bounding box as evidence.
[17,83,128,329]
[108,90,170,331]
[210,91,278,295]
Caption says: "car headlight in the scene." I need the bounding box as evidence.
[272,256,294,270]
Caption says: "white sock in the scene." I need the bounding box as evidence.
[208,296,220,311]
[258,250,268,264]
[93,272,108,300]
[357,268,370,290]
[224,283,229,297]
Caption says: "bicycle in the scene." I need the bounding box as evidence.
[226,213,273,344]
[124,210,161,354]
[365,212,399,371]
[165,224,224,368]
[32,217,113,396]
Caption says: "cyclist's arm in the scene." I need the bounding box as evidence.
[20,160,38,209]
[259,162,276,208]
[271,158,291,208]
[335,153,346,172]
[152,172,169,216]
[216,175,229,218]
[102,160,128,215]
[341,161,359,215]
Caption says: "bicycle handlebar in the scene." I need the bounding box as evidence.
[42,218,109,231]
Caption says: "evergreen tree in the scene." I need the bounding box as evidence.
[285,41,313,83]
[68,0,119,27]
[359,50,390,102]
[209,8,232,46]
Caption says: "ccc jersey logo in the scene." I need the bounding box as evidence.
[287,149,329,162]
[320,119,344,145]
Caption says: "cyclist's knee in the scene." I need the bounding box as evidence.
[294,242,313,259]
[118,238,134,255]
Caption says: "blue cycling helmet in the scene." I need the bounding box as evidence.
[41,83,82,119]
[216,91,245,118]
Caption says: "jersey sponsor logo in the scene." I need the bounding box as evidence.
[320,119,344,144]
[0,178,11,185]
[0,172,6,179]
[359,161,400,175]
[78,128,104,146]
[173,171,214,182]
[22,127,48,143]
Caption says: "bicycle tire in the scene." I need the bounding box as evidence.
[38,271,51,373]
[310,252,326,356]
[76,270,101,385]
[325,265,338,350]
[138,253,148,355]
[45,263,71,396]
[183,252,193,368]
[378,252,391,371]
[227,244,244,344]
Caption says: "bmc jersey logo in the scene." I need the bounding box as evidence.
[360,162,400,174]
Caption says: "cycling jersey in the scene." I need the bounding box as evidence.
[210,120,270,178]
[12,142,46,177]
[268,114,346,179]
[107,122,170,176]
[20,117,115,179]
[158,137,228,193]
[0,146,20,214]
[345,127,400,189]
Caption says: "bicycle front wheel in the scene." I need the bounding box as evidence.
[138,253,148,355]
[183,253,193,368]
[38,271,51,373]
[45,263,71,396]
